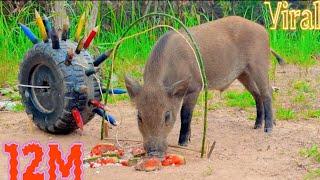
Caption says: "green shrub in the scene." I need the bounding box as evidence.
[223,91,255,109]
[276,108,295,120]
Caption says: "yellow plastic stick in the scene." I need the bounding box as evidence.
[75,13,86,42]
[35,10,48,42]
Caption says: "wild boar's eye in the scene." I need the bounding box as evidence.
[164,111,171,125]
[137,112,142,123]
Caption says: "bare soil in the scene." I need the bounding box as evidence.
[0,65,319,180]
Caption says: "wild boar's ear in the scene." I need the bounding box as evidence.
[167,77,191,98]
[125,75,141,99]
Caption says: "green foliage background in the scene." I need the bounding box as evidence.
[0,1,319,86]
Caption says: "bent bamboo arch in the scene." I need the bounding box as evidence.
[103,13,209,158]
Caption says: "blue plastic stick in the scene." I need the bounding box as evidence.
[93,108,117,126]
[93,49,112,67]
[43,14,52,36]
[106,114,117,126]
[93,53,108,67]
[108,88,127,94]
[19,23,39,44]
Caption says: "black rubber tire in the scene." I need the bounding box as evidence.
[18,40,101,134]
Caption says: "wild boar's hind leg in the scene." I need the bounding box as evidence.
[238,72,264,129]
[178,91,200,146]
[249,66,274,133]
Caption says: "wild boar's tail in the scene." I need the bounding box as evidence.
[271,49,285,65]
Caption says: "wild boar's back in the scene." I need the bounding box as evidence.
[143,16,270,92]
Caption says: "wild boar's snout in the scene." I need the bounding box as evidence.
[126,75,189,155]
[144,137,168,157]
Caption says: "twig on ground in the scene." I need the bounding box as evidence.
[207,141,216,159]
[103,138,200,153]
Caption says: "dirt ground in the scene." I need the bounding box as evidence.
[0,65,320,180]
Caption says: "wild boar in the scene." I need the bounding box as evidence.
[125,16,284,157]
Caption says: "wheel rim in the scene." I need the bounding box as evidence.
[30,64,58,113]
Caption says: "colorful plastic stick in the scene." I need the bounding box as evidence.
[75,37,85,54]
[71,107,84,131]
[42,14,51,36]
[75,13,86,42]
[35,10,48,42]
[61,24,69,41]
[108,88,127,94]
[50,27,60,49]
[93,108,117,126]
[106,114,117,126]
[85,67,96,76]
[19,23,39,44]
[83,26,98,49]
[89,99,105,109]
[93,49,113,67]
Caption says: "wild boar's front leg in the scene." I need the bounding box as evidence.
[178,91,200,146]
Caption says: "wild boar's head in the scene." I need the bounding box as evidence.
[125,76,190,157]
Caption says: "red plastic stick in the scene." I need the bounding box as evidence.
[83,26,98,49]
[71,108,84,131]
[89,99,104,109]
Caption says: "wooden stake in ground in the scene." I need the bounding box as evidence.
[52,1,69,38]
[104,122,109,138]
[207,141,216,159]
[85,1,99,35]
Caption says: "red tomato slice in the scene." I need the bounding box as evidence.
[135,158,162,171]
[116,149,125,157]
[90,143,117,156]
[98,157,117,165]
[161,154,185,166]
[161,158,173,166]
[131,147,146,157]
[120,159,129,166]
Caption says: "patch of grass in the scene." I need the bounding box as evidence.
[305,110,320,119]
[305,169,320,180]
[292,93,307,104]
[107,94,129,105]
[292,80,311,93]
[223,91,255,109]
[202,165,214,177]
[247,114,256,121]
[0,87,21,101]
[8,92,21,101]
[300,145,320,161]
[12,103,25,112]
[192,109,202,119]
[300,145,320,179]
[276,108,295,120]
[269,30,319,68]
[208,103,222,111]
[197,91,214,106]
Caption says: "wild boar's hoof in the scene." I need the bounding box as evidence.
[178,142,189,147]
[178,138,190,147]
[264,127,273,133]
[178,133,191,146]
[254,124,262,129]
